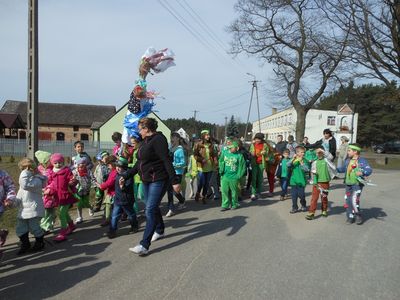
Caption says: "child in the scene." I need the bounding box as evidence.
[186,153,198,199]
[287,146,309,214]
[107,157,138,239]
[112,132,123,158]
[35,150,57,233]
[286,135,298,158]
[237,140,251,198]
[265,142,278,197]
[15,158,47,254]
[249,133,270,200]
[0,169,16,256]
[73,157,96,224]
[305,148,336,220]
[219,141,246,211]
[98,155,118,227]
[337,143,372,225]
[305,147,317,183]
[71,141,93,170]
[276,149,291,201]
[93,150,110,212]
[128,137,145,215]
[45,153,77,242]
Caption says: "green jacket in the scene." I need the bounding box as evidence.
[219,151,246,180]
[288,158,309,187]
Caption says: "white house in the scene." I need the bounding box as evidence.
[252,104,358,146]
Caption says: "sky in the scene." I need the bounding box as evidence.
[0,0,275,125]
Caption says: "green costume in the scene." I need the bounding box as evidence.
[219,148,246,209]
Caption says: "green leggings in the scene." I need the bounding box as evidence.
[251,163,264,195]
[40,207,57,231]
[59,204,72,229]
[221,177,239,209]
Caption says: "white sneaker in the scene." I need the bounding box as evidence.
[151,232,165,242]
[128,244,148,256]
[251,194,257,201]
[88,208,94,217]
[166,210,174,217]
[75,217,83,224]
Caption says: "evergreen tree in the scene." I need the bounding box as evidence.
[226,115,239,138]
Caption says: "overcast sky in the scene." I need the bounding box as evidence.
[0,0,276,125]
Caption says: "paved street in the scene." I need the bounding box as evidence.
[1,170,399,300]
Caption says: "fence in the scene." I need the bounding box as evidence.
[0,138,115,158]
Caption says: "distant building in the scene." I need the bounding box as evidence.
[252,104,358,146]
[0,100,116,141]
[93,103,171,143]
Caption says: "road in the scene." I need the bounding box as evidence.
[1,170,399,300]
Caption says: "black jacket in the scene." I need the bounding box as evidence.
[127,132,178,184]
[114,172,134,206]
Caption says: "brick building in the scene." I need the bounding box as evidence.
[0,100,116,142]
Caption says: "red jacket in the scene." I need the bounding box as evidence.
[99,169,117,196]
[48,167,77,206]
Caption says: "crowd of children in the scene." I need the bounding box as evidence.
[0,129,374,257]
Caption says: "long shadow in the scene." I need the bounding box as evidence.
[360,207,387,223]
[150,215,248,254]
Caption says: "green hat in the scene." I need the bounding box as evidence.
[35,150,52,164]
[201,129,209,135]
[228,141,239,149]
[348,144,362,152]
[116,157,129,168]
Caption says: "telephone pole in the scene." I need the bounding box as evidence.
[244,73,261,141]
[27,0,39,160]
[192,110,199,138]
[224,116,228,138]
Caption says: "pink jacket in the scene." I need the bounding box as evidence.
[48,167,77,206]
[38,165,57,208]
[99,169,117,196]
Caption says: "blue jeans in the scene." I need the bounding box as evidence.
[291,185,306,209]
[197,171,212,197]
[280,177,289,196]
[345,185,363,218]
[110,203,138,232]
[140,180,168,249]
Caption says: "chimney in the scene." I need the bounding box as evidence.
[271,108,277,115]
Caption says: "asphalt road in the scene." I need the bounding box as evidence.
[1,170,399,300]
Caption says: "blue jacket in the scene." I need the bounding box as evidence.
[337,157,373,185]
[171,146,187,175]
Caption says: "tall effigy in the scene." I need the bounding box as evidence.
[122,47,175,143]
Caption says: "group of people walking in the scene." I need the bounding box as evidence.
[0,120,373,257]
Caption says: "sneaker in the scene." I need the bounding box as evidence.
[321,211,328,217]
[75,217,83,224]
[251,194,257,201]
[231,206,239,210]
[129,244,148,256]
[290,208,299,214]
[221,207,230,212]
[151,232,164,242]
[100,220,110,227]
[279,195,285,201]
[346,218,355,225]
[266,192,273,197]
[300,206,308,212]
[166,210,175,217]
[88,208,94,217]
[177,203,186,210]
[355,214,363,225]
[305,213,314,220]
[0,229,9,247]
[129,226,139,234]
[107,231,117,239]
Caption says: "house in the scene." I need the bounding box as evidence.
[93,102,171,143]
[0,100,116,141]
[0,112,26,138]
[252,104,358,146]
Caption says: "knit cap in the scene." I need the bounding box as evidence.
[35,150,52,164]
[75,157,88,165]
[50,153,64,164]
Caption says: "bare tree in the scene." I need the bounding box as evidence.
[228,0,349,141]
[322,0,400,86]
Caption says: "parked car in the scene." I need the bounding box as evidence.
[372,140,400,154]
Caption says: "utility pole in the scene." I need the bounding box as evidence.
[192,110,199,139]
[27,0,39,160]
[224,116,228,139]
[244,73,261,141]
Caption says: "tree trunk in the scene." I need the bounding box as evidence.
[294,107,307,142]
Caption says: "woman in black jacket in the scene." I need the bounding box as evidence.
[126,117,179,256]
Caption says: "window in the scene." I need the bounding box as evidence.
[73,125,79,132]
[80,133,89,141]
[327,116,336,126]
[56,132,65,141]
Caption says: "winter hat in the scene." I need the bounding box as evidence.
[76,157,88,165]
[201,129,209,135]
[116,157,129,169]
[35,150,51,165]
[96,150,109,161]
[254,133,265,140]
[50,153,64,164]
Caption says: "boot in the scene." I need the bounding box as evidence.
[0,229,9,247]
[17,232,31,255]
[129,220,139,234]
[31,235,45,252]
[53,228,68,242]
[194,193,201,202]
[65,221,76,235]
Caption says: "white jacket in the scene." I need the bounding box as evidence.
[16,169,47,219]
[311,151,337,181]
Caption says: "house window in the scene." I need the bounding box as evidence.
[327,116,336,126]
[80,133,89,141]
[73,126,79,132]
[56,132,65,141]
